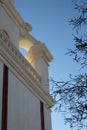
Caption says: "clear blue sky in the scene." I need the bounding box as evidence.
[15,1,83,130]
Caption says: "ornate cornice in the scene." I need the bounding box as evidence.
[26,44,53,66]
[20,22,32,37]
[0,0,42,46]
[0,0,32,32]
[0,0,23,28]
[0,31,56,109]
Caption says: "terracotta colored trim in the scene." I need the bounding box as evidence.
[1,64,8,130]
[40,102,45,130]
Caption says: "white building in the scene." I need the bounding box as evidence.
[0,0,55,130]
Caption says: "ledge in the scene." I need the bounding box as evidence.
[26,44,53,66]
[0,0,45,47]
[0,31,56,109]
[0,0,32,30]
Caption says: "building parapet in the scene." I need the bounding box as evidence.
[0,31,41,83]
[0,0,24,29]
[0,31,56,109]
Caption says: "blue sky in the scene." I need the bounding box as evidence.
[15,0,84,130]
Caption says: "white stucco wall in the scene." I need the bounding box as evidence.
[7,71,41,130]
[0,2,53,130]
[0,61,3,130]
[0,5,20,48]
[40,59,49,92]
[44,106,52,130]
[31,57,49,92]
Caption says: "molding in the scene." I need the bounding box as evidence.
[42,43,53,63]
[20,32,41,47]
[20,22,32,37]
[0,0,23,28]
[0,31,56,109]
[0,0,51,49]
[26,44,53,66]
[0,0,32,32]
[0,0,43,46]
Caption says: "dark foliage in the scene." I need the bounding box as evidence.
[67,35,87,68]
[51,0,87,130]
[51,74,87,130]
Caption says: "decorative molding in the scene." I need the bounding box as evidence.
[0,0,49,49]
[0,30,41,83]
[0,0,24,28]
[20,22,32,38]
[0,0,32,34]
[26,44,53,66]
[0,30,10,40]
[0,31,56,109]
[0,0,43,46]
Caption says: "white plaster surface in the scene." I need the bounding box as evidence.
[0,61,3,130]
[0,5,20,48]
[31,57,49,92]
[44,106,52,130]
[7,71,41,130]
[40,59,49,92]
[0,2,53,130]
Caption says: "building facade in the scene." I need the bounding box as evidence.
[0,0,55,130]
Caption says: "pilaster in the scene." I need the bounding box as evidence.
[26,44,53,92]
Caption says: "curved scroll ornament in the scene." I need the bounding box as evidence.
[20,22,32,38]
[0,30,10,41]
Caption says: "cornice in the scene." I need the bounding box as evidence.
[0,0,32,31]
[0,0,23,28]
[42,43,53,62]
[26,44,53,66]
[0,0,51,50]
[0,31,56,109]
[0,0,43,46]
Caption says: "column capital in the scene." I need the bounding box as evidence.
[26,44,53,65]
